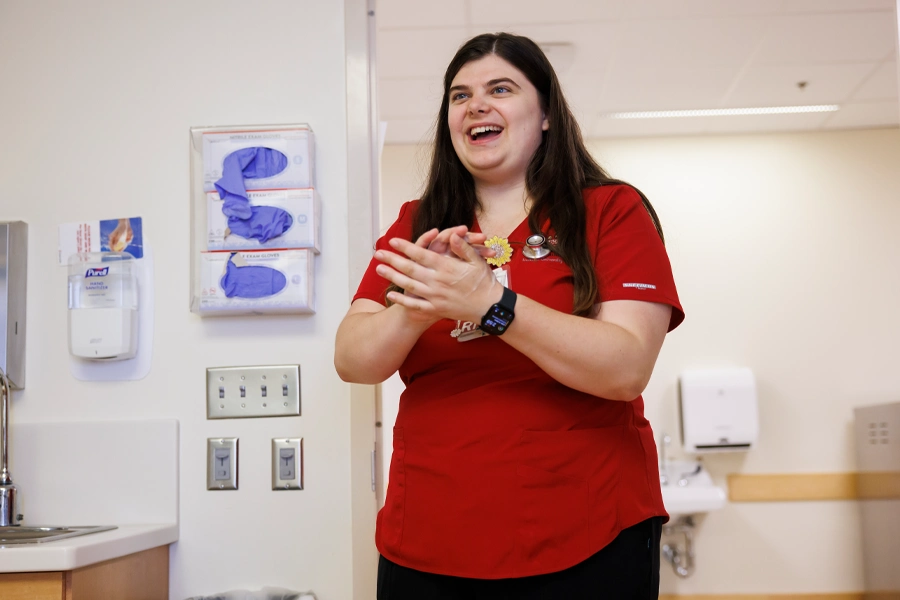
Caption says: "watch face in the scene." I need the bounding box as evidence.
[482,306,513,334]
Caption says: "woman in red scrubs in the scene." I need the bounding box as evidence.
[335,32,684,599]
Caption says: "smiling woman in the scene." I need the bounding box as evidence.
[335,32,685,600]
[446,57,549,185]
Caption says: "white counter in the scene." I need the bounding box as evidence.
[0,523,177,572]
[0,419,179,573]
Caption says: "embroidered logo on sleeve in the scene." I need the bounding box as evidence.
[623,282,657,290]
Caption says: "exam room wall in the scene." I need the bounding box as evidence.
[0,2,376,599]
[378,127,900,595]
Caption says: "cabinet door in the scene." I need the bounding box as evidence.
[0,545,168,600]
[0,572,65,600]
[66,545,169,600]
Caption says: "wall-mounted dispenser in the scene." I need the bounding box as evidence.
[1,221,26,527]
[67,252,138,361]
[679,367,758,452]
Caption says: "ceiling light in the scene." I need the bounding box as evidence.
[602,105,840,119]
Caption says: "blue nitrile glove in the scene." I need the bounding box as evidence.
[214,147,288,220]
[220,253,287,299]
[227,205,293,244]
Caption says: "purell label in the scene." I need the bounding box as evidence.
[85,267,109,278]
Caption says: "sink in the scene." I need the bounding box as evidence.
[0,525,117,546]
[660,460,727,517]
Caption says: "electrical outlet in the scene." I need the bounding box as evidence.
[206,365,301,419]
[272,438,303,490]
[207,438,238,490]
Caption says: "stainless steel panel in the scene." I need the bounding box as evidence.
[0,222,27,389]
[854,401,900,596]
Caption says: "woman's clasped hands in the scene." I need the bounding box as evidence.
[374,225,500,325]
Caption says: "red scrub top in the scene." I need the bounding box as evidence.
[354,185,684,579]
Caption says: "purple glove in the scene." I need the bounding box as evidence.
[215,147,288,219]
[220,254,287,299]
[227,206,294,244]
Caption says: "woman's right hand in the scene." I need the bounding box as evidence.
[383,227,468,322]
[420,226,495,258]
[384,225,499,327]
[335,226,494,384]
[375,229,502,325]
[402,226,493,302]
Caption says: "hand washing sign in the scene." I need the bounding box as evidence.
[58,217,144,265]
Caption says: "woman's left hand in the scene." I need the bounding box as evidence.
[374,230,502,323]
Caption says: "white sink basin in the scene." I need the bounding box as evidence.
[660,460,727,517]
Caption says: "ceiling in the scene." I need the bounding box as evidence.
[375,0,900,144]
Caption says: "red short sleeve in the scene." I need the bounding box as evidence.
[587,186,684,331]
[353,201,418,305]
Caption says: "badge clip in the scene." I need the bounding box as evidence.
[485,235,513,267]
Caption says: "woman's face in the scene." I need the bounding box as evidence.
[447,54,549,187]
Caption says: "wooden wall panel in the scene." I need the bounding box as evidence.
[727,473,858,502]
[727,472,900,502]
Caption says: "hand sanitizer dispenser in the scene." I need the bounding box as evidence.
[679,367,759,452]
[68,252,139,361]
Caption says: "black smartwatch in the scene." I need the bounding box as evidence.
[480,287,517,336]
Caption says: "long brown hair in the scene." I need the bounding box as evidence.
[405,32,663,316]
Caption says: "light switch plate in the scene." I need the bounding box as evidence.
[207,438,238,490]
[207,365,301,419]
[272,438,303,490]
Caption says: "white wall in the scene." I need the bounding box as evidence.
[379,127,900,594]
[0,2,376,599]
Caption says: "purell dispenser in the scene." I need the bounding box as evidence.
[68,252,139,360]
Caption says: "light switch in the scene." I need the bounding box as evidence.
[272,438,303,490]
[206,365,301,419]
[207,438,238,490]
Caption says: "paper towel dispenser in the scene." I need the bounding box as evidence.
[679,367,758,453]
[0,221,27,389]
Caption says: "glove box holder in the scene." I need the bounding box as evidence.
[188,123,319,317]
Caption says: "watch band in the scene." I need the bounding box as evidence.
[496,286,517,312]
[480,287,517,336]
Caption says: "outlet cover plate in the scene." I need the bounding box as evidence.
[207,437,238,490]
[272,438,303,490]
[207,365,301,419]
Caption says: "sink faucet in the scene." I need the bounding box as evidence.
[0,369,19,527]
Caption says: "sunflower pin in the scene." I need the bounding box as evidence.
[484,235,513,268]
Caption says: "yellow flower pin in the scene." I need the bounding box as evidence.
[484,235,513,267]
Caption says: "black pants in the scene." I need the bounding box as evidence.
[377,517,663,600]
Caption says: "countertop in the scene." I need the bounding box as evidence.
[0,523,178,573]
